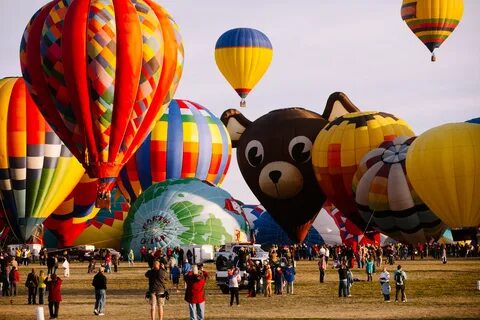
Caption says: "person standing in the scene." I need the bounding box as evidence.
[38,270,47,305]
[46,274,62,319]
[379,267,391,302]
[441,245,448,264]
[92,267,107,316]
[62,258,70,278]
[184,265,206,320]
[228,266,241,306]
[25,268,39,304]
[264,264,272,297]
[9,266,20,296]
[318,254,327,283]
[394,265,407,302]
[337,262,348,298]
[145,261,168,320]
[284,264,295,295]
[366,257,374,282]
[47,255,55,275]
[128,249,135,266]
[171,264,181,293]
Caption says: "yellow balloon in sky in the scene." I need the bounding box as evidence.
[406,123,480,229]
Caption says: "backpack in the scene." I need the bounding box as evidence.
[395,272,403,285]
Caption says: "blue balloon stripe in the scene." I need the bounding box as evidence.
[166,101,183,178]
[215,28,272,49]
[204,107,229,184]
[187,102,212,179]
[136,134,152,191]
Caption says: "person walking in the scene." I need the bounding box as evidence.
[184,265,206,320]
[38,270,47,305]
[46,273,63,319]
[318,254,327,283]
[379,267,391,302]
[9,266,20,296]
[394,265,407,302]
[145,260,168,320]
[228,266,241,306]
[337,262,348,297]
[92,266,107,316]
[25,268,39,304]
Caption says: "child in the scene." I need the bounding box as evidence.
[171,264,180,292]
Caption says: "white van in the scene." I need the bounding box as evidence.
[181,245,215,264]
[7,243,42,258]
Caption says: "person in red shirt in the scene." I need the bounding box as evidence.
[184,265,206,320]
[46,273,62,319]
[9,266,20,296]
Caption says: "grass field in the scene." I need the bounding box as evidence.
[1,258,479,319]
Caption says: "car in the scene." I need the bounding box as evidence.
[84,248,121,261]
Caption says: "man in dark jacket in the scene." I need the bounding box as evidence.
[338,262,349,297]
[92,267,107,315]
[145,260,168,320]
[25,268,39,304]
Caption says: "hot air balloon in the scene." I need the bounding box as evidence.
[215,28,273,108]
[73,189,129,250]
[406,122,480,240]
[118,99,231,203]
[467,118,480,124]
[122,178,250,253]
[221,92,360,242]
[20,0,184,207]
[43,174,98,247]
[242,204,342,246]
[401,0,464,61]
[0,77,84,241]
[353,136,446,244]
[312,111,415,231]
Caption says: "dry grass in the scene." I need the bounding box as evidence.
[1,258,480,319]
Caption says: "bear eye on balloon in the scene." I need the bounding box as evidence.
[245,140,264,167]
[288,136,312,163]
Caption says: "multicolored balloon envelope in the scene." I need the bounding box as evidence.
[401,0,464,61]
[215,28,273,107]
[353,136,446,244]
[118,99,231,203]
[406,122,480,239]
[73,189,129,250]
[312,111,415,231]
[20,0,184,205]
[43,174,98,248]
[242,204,342,246]
[122,178,250,252]
[0,77,84,241]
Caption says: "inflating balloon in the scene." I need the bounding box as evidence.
[406,122,480,240]
[221,92,360,242]
[20,0,184,207]
[43,174,98,247]
[0,77,84,242]
[353,136,445,244]
[122,178,249,253]
[118,99,231,203]
[312,110,415,231]
[401,0,464,61]
[242,204,342,246]
[215,28,273,107]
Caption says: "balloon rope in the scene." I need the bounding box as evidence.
[0,196,21,242]
[362,208,376,235]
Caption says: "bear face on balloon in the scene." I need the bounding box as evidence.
[221,92,359,242]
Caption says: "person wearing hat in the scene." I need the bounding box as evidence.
[92,266,107,316]
[46,273,62,319]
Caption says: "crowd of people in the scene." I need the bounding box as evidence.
[0,240,478,319]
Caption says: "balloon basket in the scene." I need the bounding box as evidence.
[95,194,111,209]
[240,99,246,108]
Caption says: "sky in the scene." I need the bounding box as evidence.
[0,0,479,205]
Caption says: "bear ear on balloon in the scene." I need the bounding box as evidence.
[220,92,360,242]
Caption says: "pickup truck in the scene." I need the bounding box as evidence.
[215,243,269,294]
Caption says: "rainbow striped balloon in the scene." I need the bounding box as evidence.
[118,99,231,202]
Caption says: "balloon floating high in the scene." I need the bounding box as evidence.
[215,28,273,107]
[0,77,84,241]
[20,0,184,208]
[118,99,231,203]
[401,0,464,61]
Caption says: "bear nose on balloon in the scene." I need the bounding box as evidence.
[269,170,282,183]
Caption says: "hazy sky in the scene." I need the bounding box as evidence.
[0,1,479,204]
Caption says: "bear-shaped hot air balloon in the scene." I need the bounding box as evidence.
[221,92,359,242]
